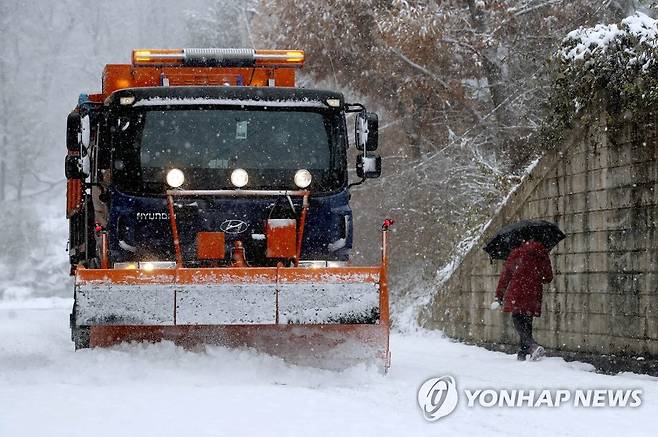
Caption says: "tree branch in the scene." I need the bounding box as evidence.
[389,47,449,89]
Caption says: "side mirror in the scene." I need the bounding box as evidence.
[356,153,381,179]
[66,111,81,151]
[65,155,84,180]
[355,112,378,151]
[80,115,91,148]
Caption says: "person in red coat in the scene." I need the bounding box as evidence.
[493,240,553,361]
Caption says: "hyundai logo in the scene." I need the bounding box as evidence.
[219,219,249,234]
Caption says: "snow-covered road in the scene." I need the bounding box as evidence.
[1,298,655,436]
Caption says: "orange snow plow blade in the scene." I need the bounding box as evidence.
[74,266,390,369]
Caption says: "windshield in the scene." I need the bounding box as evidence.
[111,107,347,194]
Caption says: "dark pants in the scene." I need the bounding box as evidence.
[511,313,535,354]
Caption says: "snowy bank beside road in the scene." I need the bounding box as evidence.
[1,300,656,436]
[0,194,70,301]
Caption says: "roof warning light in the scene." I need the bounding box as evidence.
[132,48,304,68]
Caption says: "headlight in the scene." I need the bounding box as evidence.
[294,169,312,188]
[298,260,349,268]
[114,262,138,270]
[114,261,177,270]
[166,168,185,188]
[231,168,249,187]
[298,260,327,269]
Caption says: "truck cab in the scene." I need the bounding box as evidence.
[65,49,381,271]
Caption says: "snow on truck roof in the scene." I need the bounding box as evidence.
[106,86,344,109]
[132,97,327,108]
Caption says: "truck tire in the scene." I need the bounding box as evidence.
[72,326,91,350]
[70,308,90,349]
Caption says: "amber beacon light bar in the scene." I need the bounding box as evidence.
[132,48,305,67]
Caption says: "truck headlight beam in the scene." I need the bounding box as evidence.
[231,169,249,188]
[166,168,185,188]
[294,169,312,188]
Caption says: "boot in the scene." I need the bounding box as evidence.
[529,344,545,361]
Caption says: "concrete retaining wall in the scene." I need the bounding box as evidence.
[419,109,658,358]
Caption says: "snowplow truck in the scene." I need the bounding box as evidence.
[65,48,390,369]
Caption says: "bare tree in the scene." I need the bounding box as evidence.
[251,0,647,296]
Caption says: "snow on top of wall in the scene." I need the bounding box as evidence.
[622,11,658,42]
[561,12,658,63]
[562,23,623,61]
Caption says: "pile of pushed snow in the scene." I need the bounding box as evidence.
[561,12,658,68]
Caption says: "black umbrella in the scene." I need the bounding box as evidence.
[484,219,565,261]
